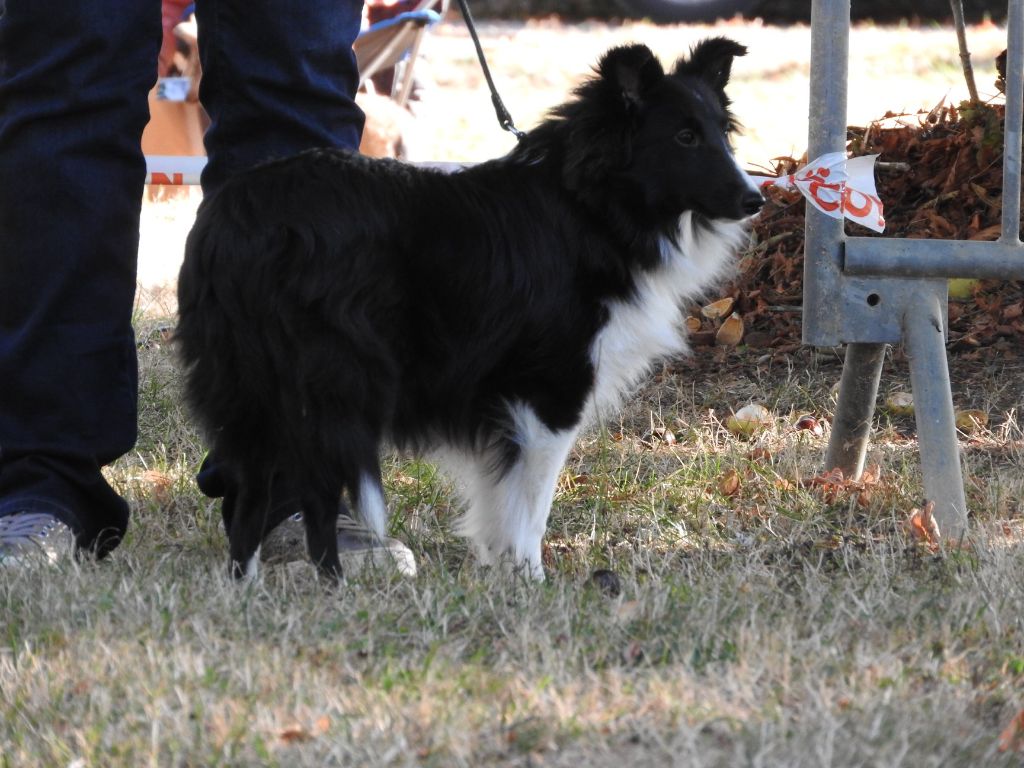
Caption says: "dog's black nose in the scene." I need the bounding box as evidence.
[742,190,764,217]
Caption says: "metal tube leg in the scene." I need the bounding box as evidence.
[902,293,968,540]
[825,343,887,479]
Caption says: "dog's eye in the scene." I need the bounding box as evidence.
[674,129,699,147]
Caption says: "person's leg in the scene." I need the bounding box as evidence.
[191,0,365,509]
[194,0,365,194]
[0,0,161,556]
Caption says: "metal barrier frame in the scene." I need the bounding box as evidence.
[806,0,1023,539]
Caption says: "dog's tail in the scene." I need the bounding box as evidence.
[176,175,398,497]
[176,206,278,472]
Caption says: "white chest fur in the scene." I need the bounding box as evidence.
[586,213,748,422]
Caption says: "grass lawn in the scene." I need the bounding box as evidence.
[3,18,1022,767]
[4,320,1022,766]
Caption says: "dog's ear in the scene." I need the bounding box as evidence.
[597,44,665,110]
[552,45,663,204]
[673,37,747,94]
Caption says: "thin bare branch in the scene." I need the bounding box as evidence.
[950,0,981,104]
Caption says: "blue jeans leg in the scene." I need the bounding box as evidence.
[192,0,365,513]
[0,0,364,554]
[195,0,365,194]
[0,0,161,554]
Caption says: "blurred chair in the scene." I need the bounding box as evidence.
[356,4,446,108]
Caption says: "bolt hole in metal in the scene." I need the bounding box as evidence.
[866,293,881,307]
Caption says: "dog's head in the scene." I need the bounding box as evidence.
[523,39,763,226]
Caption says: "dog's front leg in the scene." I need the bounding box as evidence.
[227,474,272,581]
[454,406,578,580]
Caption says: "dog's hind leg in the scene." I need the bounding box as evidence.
[301,486,343,580]
[352,463,388,540]
[454,404,579,581]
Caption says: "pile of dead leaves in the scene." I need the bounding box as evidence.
[851,99,1015,243]
[687,97,1023,357]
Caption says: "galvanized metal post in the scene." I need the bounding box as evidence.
[826,343,887,476]
[806,0,887,480]
[824,343,886,476]
[803,0,850,348]
[805,0,1021,534]
[902,291,968,539]
[1001,0,1023,245]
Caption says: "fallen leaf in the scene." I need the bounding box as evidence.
[688,330,716,347]
[955,409,989,433]
[141,469,173,504]
[1003,301,1023,320]
[801,468,846,503]
[747,446,773,461]
[860,465,881,485]
[715,312,745,347]
[718,469,741,496]
[279,725,314,744]
[885,392,915,416]
[907,500,941,551]
[925,93,947,124]
[815,468,845,485]
[998,708,1024,753]
[701,296,735,319]
[968,224,1003,241]
[954,334,981,348]
[791,464,880,508]
[793,414,823,436]
[726,403,773,436]
[685,315,703,333]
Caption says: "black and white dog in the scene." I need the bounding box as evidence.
[176,38,763,580]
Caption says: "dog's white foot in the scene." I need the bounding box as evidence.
[500,551,547,582]
[473,541,546,581]
[232,545,261,582]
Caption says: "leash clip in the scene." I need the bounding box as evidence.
[456,0,524,142]
[502,121,526,141]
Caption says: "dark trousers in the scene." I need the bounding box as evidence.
[0,0,364,554]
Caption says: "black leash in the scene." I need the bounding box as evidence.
[452,0,526,141]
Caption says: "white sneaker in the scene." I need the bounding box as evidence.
[261,512,416,577]
[0,511,76,568]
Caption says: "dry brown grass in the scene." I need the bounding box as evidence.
[2,317,1022,765]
